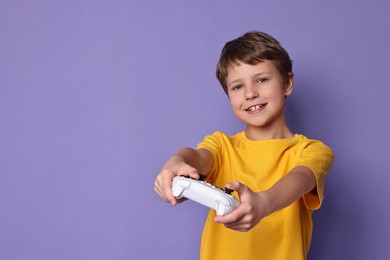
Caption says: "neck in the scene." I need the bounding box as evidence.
[245,122,294,141]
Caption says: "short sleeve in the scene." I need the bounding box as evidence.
[196,131,225,183]
[297,141,334,210]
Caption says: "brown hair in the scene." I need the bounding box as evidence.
[216,31,292,94]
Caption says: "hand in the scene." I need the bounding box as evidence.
[214,181,270,232]
[153,157,200,206]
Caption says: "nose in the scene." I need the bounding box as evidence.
[245,85,259,100]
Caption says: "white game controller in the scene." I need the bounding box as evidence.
[172,175,240,216]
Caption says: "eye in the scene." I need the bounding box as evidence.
[257,77,269,84]
[231,84,243,91]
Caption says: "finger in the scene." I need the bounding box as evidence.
[161,173,177,205]
[219,212,253,232]
[153,180,162,197]
[224,223,252,232]
[225,181,246,194]
[154,176,164,196]
[226,181,254,205]
[214,205,244,224]
[179,166,200,179]
[154,178,168,201]
[154,170,177,205]
[176,197,188,204]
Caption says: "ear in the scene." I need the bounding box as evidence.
[284,72,294,97]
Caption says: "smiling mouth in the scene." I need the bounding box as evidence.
[245,103,267,112]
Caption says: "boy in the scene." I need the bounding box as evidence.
[154,31,334,259]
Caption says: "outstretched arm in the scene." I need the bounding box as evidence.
[214,166,316,232]
[154,148,213,206]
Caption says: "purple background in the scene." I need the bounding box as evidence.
[1,1,389,259]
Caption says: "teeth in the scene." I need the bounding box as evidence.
[247,104,264,112]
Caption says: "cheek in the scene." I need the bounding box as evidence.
[264,87,285,101]
[228,95,242,110]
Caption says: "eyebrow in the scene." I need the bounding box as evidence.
[227,72,271,86]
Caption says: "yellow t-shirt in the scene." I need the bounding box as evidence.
[196,131,334,260]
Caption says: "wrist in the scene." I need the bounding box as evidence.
[257,190,274,217]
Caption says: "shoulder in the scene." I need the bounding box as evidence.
[295,134,334,155]
[196,130,243,153]
[294,134,334,172]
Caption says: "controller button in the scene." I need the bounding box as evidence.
[198,174,206,181]
[224,188,234,195]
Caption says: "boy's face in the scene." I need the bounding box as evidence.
[225,60,293,135]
